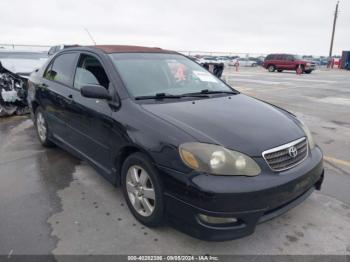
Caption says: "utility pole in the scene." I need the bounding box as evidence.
[329,1,339,59]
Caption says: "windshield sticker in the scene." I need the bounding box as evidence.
[193,71,218,83]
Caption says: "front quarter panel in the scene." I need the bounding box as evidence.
[111,99,195,173]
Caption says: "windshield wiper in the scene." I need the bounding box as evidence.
[181,89,237,96]
[135,93,182,100]
[199,89,237,94]
[135,90,232,101]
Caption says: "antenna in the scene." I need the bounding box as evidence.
[84,28,97,45]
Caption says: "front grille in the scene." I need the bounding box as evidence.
[262,137,308,172]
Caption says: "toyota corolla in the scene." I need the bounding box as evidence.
[27,45,324,241]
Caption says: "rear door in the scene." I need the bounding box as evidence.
[39,52,79,141]
[284,55,296,70]
[274,55,284,69]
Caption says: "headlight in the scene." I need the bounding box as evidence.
[298,120,316,149]
[306,62,311,66]
[179,143,261,176]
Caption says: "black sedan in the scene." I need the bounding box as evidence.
[27,45,324,241]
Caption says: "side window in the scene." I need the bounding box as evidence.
[43,62,53,79]
[73,54,110,90]
[44,53,78,86]
[287,55,295,61]
[274,55,279,60]
[267,55,276,60]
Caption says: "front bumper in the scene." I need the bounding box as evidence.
[305,64,316,70]
[160,146,324,241]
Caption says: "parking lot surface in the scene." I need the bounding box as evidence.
[0,67,349,257]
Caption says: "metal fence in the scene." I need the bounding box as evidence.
[178,50,268,58]
[0,44,51,52]
[1,44,269,58]
[1,44,328,61]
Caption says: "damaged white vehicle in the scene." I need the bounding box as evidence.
[0,51,47,117]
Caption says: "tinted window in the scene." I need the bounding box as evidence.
[275,55,283,60]
[286,55,294,61]
[74,54,109,90]
[45,53,78,86]
[43,62,53,79]
[266,55,275,60]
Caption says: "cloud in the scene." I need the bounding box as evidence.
[0,0,349,55]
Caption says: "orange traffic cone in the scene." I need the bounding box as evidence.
[296,64,302,75]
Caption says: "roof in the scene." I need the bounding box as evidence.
[89,45,177,54]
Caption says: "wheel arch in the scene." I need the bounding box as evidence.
[31,101,40,116]
[114,144,157,186]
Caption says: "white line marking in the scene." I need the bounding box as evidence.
[317,97,350,106]
[277,78,338,83]
[225,74,338,84]
[230,78,291,85]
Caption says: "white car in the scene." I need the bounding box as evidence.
[229,58,257,67]
[197,56,222,65]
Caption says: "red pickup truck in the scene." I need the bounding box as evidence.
[263,54,315,74]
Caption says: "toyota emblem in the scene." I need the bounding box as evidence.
[288,146,298,158]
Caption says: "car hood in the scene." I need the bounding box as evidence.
[141,94,305,156]
[0,58,47,77]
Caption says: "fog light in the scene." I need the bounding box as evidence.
[198,214,237,224]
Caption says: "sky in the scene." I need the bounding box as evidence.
[1,0,349,56]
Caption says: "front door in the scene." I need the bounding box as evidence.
[66,53,117,180]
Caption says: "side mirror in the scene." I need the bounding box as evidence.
[81,85,112,100]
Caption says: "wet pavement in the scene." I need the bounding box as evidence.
[0,116,80,255]
[0,68,350,256]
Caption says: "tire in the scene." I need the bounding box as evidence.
[304,70,312,74]
[268,65,275,72]
[251,63,257,67]
[277,69,283,72]
[34,107,55,147]
[121,152,164,227]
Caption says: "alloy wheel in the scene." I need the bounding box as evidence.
[126,165,156,217]
[36,112,47,142]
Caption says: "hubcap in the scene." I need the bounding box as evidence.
[36,112,47,142]
[126,165,155,217]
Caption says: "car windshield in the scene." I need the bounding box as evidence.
[293,55,303,60]
[110,53,234,98]
[0,52,48,60]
